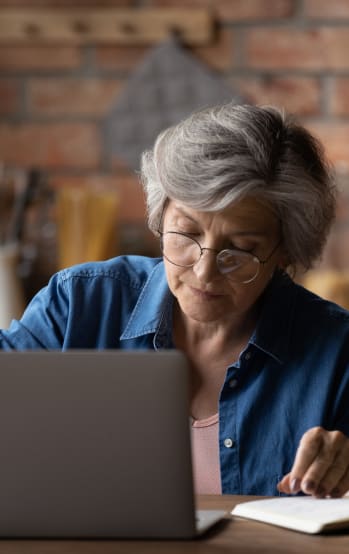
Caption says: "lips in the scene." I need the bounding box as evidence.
[189,286,223,299]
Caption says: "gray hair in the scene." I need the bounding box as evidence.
[140,102,336,271]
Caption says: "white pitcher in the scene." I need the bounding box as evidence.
[0,242,25,329]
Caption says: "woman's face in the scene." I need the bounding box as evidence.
[162,197,285,325]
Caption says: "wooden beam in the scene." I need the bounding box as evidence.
[0,8,213,45]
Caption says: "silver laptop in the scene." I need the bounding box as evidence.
[0,350,225,538]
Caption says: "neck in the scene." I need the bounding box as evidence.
[173,301,259,352]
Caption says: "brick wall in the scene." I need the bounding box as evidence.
[2,0,349,295]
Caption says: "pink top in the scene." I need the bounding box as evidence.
[191,413,221,494]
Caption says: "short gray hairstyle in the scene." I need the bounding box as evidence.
[140,102,336,271]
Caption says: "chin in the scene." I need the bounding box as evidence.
[180,303,229,323]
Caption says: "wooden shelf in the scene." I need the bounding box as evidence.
[0,7,213,45]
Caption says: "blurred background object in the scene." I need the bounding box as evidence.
[105,35,240,171]
[0,164,54,319]
[301,270,349,310]
[57,186,118,269]
[1,0,349,315]
[0,240,25,328]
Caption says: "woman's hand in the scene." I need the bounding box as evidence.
[277,426,349,498]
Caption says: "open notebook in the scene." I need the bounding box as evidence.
[0,350,226,538]
[232,496,349,534]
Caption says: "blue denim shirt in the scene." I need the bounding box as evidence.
[1,255,349,496]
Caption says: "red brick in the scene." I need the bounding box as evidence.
[95,46,150,71]
[0,123,100,169]
[246,27,349,70]
[50,174,117,191]
[330,78,349,116]
[0,46,82,71]
[150,0,294,20]
[216,0,294,20]
[115,173,147,223]
[97,28,234,73]
[0,1,132,5]
[0,79,20,115]
[110,155,136,173]
[50,172,145,224]
[107,163,149,218]
[232,76,321,116]
[148,0,211,5]
[305,0,349,18]
[29,78,124,116]
[193,27,235,71]
[305,122,349,170]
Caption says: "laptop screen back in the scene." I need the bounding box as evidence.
[0,350,196,538]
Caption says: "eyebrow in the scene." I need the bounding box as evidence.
[171,206,269,238]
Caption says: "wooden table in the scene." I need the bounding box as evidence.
[0,495,348,553]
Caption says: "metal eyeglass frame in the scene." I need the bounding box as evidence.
[157,228,281,284]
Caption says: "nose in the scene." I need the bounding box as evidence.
[192,248,219,282]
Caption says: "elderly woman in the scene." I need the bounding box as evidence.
[1,102,349,498]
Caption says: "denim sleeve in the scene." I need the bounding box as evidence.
[0,272,69,350]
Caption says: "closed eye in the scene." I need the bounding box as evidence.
[174,230,201,237]
[227,244,256,254]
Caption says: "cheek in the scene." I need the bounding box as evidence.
[226,285,253,307]
[226,277,270,308]
[163,262,184,293]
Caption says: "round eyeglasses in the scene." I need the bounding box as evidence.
[159,231,281,284]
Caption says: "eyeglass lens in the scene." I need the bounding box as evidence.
[161,232,260,283]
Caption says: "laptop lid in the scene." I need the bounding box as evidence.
[0,350,202,538]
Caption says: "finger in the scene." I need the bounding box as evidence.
[278,429,349,496]
[329,465,349,498]
[318,441,349,497]
[288,427,326,494]
[277,473,291,494]
[300,430,348,496]
[294,430,349,497]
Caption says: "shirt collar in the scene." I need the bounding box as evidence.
[120,261,172,340]
[121,262,296,364]
[250,270,296,364]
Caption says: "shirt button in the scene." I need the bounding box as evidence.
[224,438,234,448]
[244,352,251,360]
[228,378,238,389]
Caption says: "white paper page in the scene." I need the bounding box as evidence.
[232,496,349,534]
